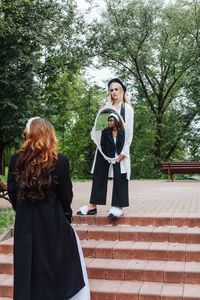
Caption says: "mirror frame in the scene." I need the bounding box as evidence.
[91,107,125,163]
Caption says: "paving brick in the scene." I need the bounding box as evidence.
[139,281,163,300]
[184,262,200,284]
[117,281,143,300]
[171,213,188,227]
[153,227,169,242]
[82,240,100,258]
[167,243,186,261]
[0,254,13,275]
[149,242,168,261]
[0,274,13,298]
[169,227,187,243]
[113,241,133,259]
[0,239,13,255]
[96,241,118,258]
[161,283,183,300]
[187,228,200,244]
[164,261,185,283]
[155,214,172,227]
[187,214,200,227]
[103,227,120,241]
[183,283,200,299]
[186,244,200,262]
[131,242,150,260]
[144,260,165,282]
[124,259,147,281]
[95,279,122,300]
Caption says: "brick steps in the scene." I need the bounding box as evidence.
[73,214,200,227]
[82,239,200,261]
[0,239,13,255]
[74,224,200,243]
[86,257,200,284]
[1,212,200,299]
[0,255,13,275]
[0,274,13,298]
[89,279,200,300]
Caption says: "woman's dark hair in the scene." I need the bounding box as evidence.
[15,118,58,203]
[107,116,124,131]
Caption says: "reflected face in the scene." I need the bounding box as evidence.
[108,117,115,128]
[110,83,119,101]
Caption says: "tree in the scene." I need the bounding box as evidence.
[42,72,105,179]
[87,0,200,175]
[0,0,86,174]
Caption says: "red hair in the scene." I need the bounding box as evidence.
[15,118,58,202]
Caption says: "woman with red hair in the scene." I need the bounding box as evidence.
[7,117,90,300]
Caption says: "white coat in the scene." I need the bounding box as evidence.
[91,102,134,180]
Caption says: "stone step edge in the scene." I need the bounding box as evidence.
[89,279,200,299]
[73,214,200,227]
[81,240,200,262]
[0,275,200,300]
[0,274,13,298]
[0,278,199,300]
[86,257,200,284]
[74,224,200,244]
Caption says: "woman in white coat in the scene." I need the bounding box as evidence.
[77,78,134,219]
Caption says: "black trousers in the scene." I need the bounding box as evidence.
[89,151,129,207]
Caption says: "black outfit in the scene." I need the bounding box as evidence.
[7,153,85,300]
[90,128,129,207]
[100,127,125,158]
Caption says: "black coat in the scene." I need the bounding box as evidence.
[7,153,85,300]
[100,128,125,158]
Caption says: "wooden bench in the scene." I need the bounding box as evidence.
[0,178,9,201]
[161,162,200,181]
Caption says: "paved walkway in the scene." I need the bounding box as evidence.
[72,180,200,215]
[1,180,200,215]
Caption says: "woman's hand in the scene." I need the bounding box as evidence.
[100,102,106,108]
[117,154,126,163]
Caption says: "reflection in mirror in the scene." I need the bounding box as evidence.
[93,108,125,161]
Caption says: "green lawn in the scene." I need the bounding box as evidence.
[0,209,15,235]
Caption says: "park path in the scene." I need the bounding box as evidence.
[1,180,200,214]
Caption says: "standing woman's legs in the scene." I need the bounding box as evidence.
[111,162,129,207]
[89,151,110,205]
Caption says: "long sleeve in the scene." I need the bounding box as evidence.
[7,155,17,210]
[121,104,134,157]
[58,155,73,222]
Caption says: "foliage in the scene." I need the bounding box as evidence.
[42,73,105,179]
[87,0,200,176]
[0,0,87,174]
[0,209,15,235]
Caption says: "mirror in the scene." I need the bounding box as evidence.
[91,107,125,163]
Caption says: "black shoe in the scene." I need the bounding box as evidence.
[108,213,119,220]
[77,208,97,216]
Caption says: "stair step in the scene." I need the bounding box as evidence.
[73,213,200,227]
[74,224,200,244]
[0,255,13,275]
[86,257,200,284]
[0,239,13,255]
[81,239,200,261]
[0,274,13,298]
[89,279,200,299]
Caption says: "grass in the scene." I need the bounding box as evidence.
[0,209,15,235]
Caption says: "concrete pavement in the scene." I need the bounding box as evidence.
[1,180,199,215]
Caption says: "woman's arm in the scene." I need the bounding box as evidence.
[58,155,73,223]
[7,155,17,210]
[121,105,134,157]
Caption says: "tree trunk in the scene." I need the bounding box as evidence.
[154,115,163,173]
